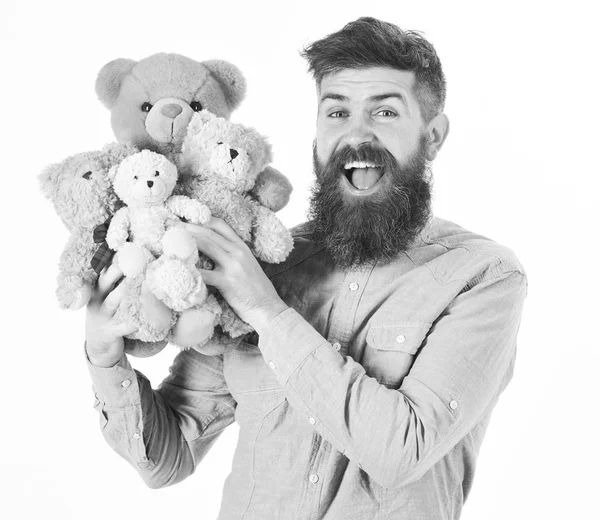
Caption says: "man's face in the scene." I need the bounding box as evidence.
[309,67,433,268]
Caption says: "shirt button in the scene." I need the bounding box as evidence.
[268,361,276,371]
[396,334,406,344]
[309,474,319,483]
[121,379,131,388]
[332,342,341,351]
[133,432,141,440]
[449,400,458,410]
[348,282,359,291]
[308,417,316,425]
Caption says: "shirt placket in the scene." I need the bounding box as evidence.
[293,264,374,519]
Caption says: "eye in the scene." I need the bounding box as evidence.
[376,109,397,117]
[155,171,160,177]
[217,141,224,145]
[82,171,92,180]
[141,102,153,113]
[134,175,138,180]
[328,110,348,118]
[190,101,203,112]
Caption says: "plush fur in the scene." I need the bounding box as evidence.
[169,111,294,353]
[107,150,219,347]
[96,53,247,159]
[39,143,137,309]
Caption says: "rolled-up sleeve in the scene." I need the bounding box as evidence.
[88,348,236,489]
[259,268,527,489]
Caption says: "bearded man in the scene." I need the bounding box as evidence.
[85,17,527,520]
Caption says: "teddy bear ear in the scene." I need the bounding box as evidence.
[38,163,58,200]
[201,60,247,112]
[96,58,138,109]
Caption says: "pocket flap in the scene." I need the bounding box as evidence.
[366,322,430,355]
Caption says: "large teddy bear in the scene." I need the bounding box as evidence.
[95,53,292,214]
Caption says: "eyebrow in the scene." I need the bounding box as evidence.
[319,92,409,109]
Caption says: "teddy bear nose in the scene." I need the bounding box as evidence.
[147,180,154,188]
[161,104,183,119]
[229,149,239,160]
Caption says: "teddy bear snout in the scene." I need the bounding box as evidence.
[147,180,154,188]
[161,104,183,119]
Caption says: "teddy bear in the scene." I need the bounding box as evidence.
[39,143,176,358]
[39,142,137,310]
[106,149,221,348]
[95,52,293,216]
[166,110,294,351]
[93,52,294,354]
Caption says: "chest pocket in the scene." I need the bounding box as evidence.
[362,322,430,390]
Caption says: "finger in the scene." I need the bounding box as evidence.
[101,280,127,316]
[92,262,124,304]
[179,220,238,253]
[112,321,138,338]
[204,217,244,244]
[198,267,220,288]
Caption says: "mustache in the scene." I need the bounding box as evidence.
[317,144,399,178]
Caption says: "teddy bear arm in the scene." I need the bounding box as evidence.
[249,166,293,212]
[250,203,294,264]
[106,207,131,251]
[166,195,211,225]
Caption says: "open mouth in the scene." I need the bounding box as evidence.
[343,161,383,190]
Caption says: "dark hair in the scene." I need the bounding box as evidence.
[301,17,446,122]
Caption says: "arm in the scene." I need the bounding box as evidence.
[88,348,236,489]
[106,207,130,251]
[85,259,235,489]
[165,195,211,225]
[257,268,526,488]
[185,217,527,489]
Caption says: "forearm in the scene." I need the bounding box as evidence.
[87,351,235,489]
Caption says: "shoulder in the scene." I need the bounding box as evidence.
[408,216,526,285]
[260,221,322,278]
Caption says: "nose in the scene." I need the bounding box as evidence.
[147,180,154,188]
[343,113,375,148]
[161,104,183,119]
[229,149,239,160]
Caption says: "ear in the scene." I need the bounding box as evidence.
[201,60,247,112]
[424,112,450,161]
[38,163,59,200]
[95,58,138,109]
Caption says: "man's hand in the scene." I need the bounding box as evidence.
[180,217,289,333]
[85,263,138,367]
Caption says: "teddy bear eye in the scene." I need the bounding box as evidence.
[155,171,160,177]
[217,141,224,145]
[141,102,153,113]
[82,171,92,180]
[190,101,203,112]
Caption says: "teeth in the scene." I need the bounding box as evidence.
[344,161,380,170]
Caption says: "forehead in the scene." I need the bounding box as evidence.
[319,67,417,102]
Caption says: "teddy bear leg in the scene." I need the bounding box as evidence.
[169,294,222,351]
[124,337,169,358]
[56,274,93,310]
[116,243,153,278]
[251,207,294,264]
[113,274,176,356]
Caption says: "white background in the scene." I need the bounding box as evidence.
[1,1,598,519]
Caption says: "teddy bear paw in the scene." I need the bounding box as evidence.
[117,243,152,277]
[56,276,92,310]
[169,298,221,351]
[162,226,197,261]
[146,257,208,311]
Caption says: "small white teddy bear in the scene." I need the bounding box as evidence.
[107,150,211,312]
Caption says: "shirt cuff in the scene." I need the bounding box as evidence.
[85,344,141,409]
[258,308,330,385]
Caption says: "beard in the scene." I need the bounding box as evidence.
[308,137,432,269]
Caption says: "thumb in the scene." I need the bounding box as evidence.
[112,321,139,338]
